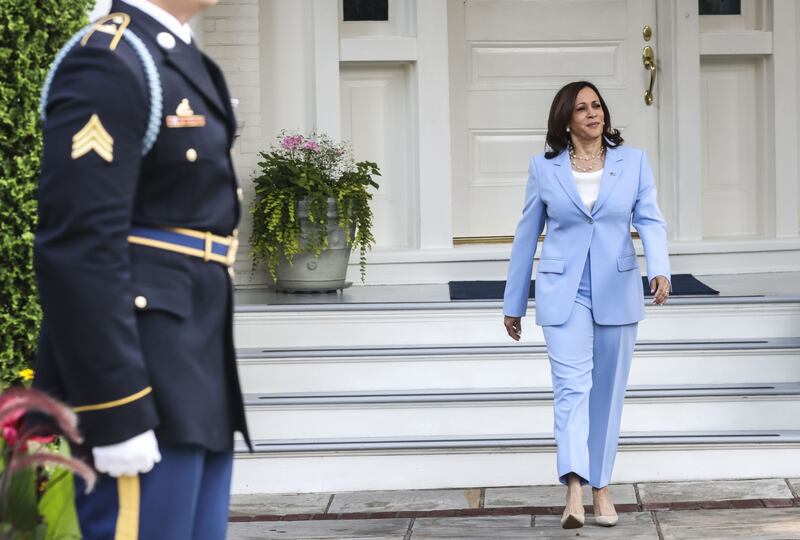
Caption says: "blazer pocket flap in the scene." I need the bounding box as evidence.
[617,254,639,272]
[131,265,193,319]
[538,259,565,274]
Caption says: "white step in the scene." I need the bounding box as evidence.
[232,290,800,494]
[234,298,800,349]
[241,384,800,440]
[231,431,800,494]
[236,339,800,394]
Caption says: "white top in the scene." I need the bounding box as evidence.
[572,168,603,212]
[120,0,193,44]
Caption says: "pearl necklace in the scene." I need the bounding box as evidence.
[570,144,604,172]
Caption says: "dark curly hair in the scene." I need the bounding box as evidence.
[544,81,623,159]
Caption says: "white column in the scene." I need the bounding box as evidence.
[657,0,703,241]
[415,0,454,249]
[312,0,341,139]
[771,1,799,238]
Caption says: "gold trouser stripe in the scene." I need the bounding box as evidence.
[128,235,231,266]
[73,386,152,413]
[115,476,140,540]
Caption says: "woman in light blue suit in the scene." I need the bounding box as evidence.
[503,81,671,529]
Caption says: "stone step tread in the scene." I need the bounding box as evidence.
[242,382,800,406]
[237,337,800,359]
[235,430,800,454]
[235,293,800,314]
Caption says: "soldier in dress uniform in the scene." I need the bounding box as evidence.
[34,1,249,538]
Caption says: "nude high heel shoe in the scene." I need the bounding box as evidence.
[560,507,586,529]
[595,513,618,527]
[562,474,585,529]
[592,490,618,527]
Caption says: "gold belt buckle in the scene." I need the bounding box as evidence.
[226,230,239,266]
[203,231,213,262]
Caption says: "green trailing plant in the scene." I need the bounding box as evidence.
[250,132,380,282]
[0,0,93,387]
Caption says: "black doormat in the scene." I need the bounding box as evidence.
[448,274,719,301]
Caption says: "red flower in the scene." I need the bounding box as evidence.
[0,388,81,450]
[1,407,55,451]
[0,387,96,493]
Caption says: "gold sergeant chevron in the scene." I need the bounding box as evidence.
[71,113,114,162]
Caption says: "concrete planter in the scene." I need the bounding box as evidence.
[274,198,354,292]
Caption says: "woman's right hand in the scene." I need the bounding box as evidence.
[504,316,522,341]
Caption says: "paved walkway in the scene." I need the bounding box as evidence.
[228,478,800,539]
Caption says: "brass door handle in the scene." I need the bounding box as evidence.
[642,45,656,105]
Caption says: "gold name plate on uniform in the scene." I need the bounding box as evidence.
[166,98,205,128]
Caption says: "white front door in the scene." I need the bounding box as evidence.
[449,0,659,239]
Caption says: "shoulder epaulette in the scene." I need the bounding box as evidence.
[40,12,163,155]
[81,13,131,51]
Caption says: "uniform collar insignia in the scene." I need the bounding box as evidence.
[156,31,176,50]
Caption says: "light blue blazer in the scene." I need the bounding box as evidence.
[503,146,670,326]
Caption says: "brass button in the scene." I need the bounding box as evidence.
[134,296,148,309]
[236,187,244,201]
[186,148,198,162]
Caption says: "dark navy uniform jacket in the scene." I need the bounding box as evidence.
[35,1,250,453]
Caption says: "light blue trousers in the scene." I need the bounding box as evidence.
[541,253,638,488]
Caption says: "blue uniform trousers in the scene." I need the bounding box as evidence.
[75,444,233,540]
[541,253,638,488]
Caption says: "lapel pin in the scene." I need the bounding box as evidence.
[157,31,176,50]
[166,98,206,128]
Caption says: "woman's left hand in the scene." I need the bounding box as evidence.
[650,275,670,305]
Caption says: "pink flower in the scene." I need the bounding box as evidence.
[280,134,304,150]
[0,388,97,494]
[1,402,56,451]
[302,140,320,152]
[0,388,80,449]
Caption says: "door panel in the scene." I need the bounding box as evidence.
[341,63,414,249]
[450,0,659,238]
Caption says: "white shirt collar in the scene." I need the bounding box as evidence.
[120,0,193,44]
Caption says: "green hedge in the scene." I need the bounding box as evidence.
[0,1,93,386]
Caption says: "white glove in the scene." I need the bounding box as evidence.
[92,429,162,477]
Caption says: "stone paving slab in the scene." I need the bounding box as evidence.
[789,478,800,498]
[226,518,411,540]
[657,507,800,539]
[229,493,331,517]
[410,516,532,539]
[485,483,637,507]
[328,488,481,513]
[534,512,658,538]
[638,478,793,503]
